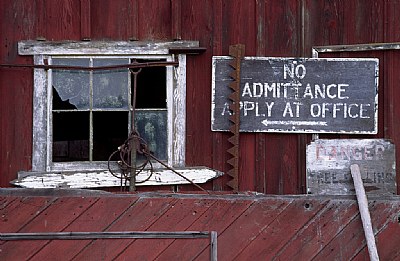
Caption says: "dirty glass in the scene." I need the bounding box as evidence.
[52,58,90,110]
[135,110,167,161]
[93,59,129,109]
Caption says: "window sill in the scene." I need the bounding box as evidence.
[13,167,223,189]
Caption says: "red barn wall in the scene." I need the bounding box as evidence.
[1,0,400,193]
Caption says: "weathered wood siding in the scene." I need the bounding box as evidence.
[1,0,400,193]
[1,190,400,260]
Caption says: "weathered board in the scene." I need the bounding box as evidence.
[306,139,396,195]
[212,57,379,133]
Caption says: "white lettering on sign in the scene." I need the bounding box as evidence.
[283,63,306,80]
[212,57,378,133]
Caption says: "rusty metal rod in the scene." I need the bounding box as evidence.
[0,61,179,71]
[0,231,212,240]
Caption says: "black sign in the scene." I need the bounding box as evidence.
[212,57,379,133]
[306,139,396,195]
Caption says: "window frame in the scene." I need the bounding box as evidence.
[19,40,196,173]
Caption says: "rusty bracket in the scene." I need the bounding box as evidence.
[226,44,245,192]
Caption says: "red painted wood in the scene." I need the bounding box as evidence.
[375,220,400,260]
[180,0,224,191]
[0,197,98,260]
[72,197,177,260]
[115,198,216,260]
[156,198,253,260]
[0,0,35,187]
[313,200,400,260]
[1,193,400,260]
[0,197,56,234]
[127,0,139,40]
[224,0,258,192]
[29,196,139,261]
[274,199,359,259]
[137,1,171,40]
[44,0,81,41]
[80,0,91,40]
[200,198,293,261]
[1,0,400,195]
[91,0,131,40]
[233,198,330,260]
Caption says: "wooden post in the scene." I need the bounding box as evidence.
[350,164,380,261]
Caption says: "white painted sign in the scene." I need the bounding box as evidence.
[306,139,396,195]
[212,57,379,133]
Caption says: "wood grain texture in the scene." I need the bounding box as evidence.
[1,0,400,195]
[1,192,400,260]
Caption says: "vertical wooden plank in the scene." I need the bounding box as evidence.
[91,0,130,40]
[137,1,171,40]
[35,0,46,39]
[255,0,267,193]
[210,0,229,191]
[384,0,400,194]
[45,0,81,40]
[264,0,302,194]
[178,0,217,190]
[171,0,182,40]
[0,0,35,187]
[80,0,91,40]
[224,0,258,192]
[127,0,139,40]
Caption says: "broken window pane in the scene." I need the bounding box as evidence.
[52,111,90,162]
[135,60,166,109]
[93,59,129,109]
[92,111,129,161]
[52,58,90,110]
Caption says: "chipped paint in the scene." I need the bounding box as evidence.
[13,167,223,189]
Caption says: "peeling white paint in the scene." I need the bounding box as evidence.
[14,167,223,189]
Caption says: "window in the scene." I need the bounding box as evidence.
[51,57,168,165]
[17,41,216,188]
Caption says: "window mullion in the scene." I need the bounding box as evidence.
[89,58,94,161]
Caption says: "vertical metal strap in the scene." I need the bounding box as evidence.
[226,44,245,192]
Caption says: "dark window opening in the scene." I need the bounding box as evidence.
[93,111,128,161]
[53,111,89,162]
[135,59,167,109]
[51,58,168,163]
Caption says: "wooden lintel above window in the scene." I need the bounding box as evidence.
[18,40,200,55]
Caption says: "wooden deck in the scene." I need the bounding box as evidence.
[0,189,399,260]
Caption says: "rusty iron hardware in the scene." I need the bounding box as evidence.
[99,62,209,193]
[107,130,210,194]
[226,44,245,192]
[0,60,179,71]
[0,231,218,261]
